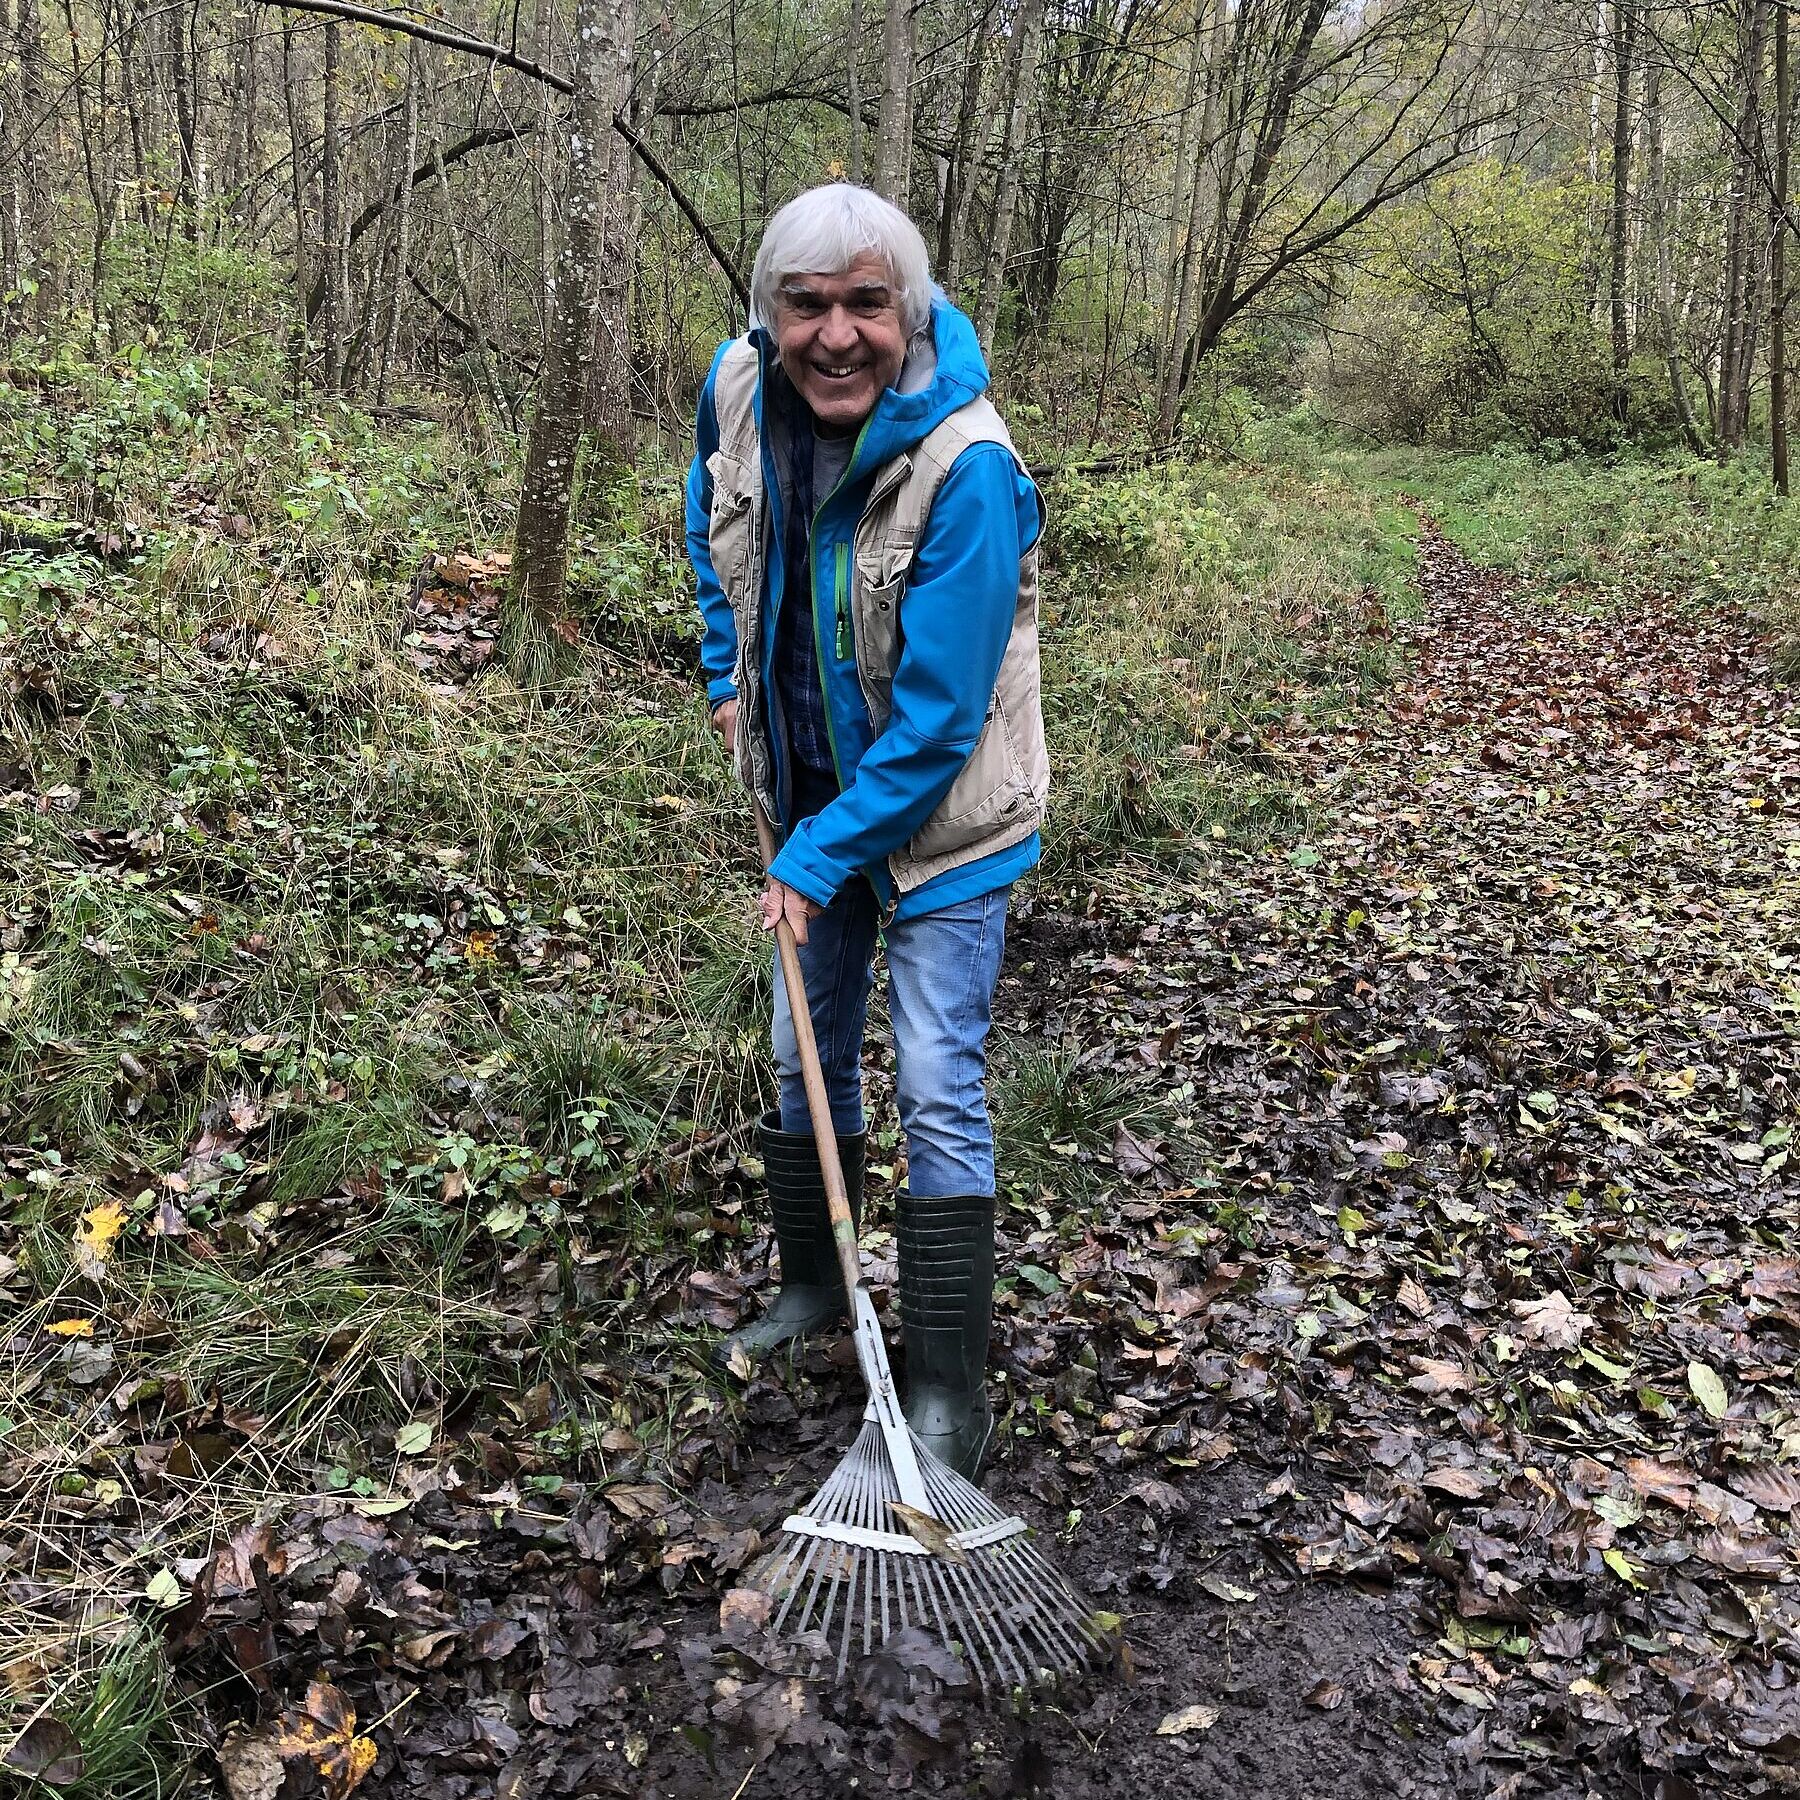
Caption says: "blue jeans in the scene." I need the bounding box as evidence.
[771,882,1008,1197]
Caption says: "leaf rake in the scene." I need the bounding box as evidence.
[740,810,1109,1693]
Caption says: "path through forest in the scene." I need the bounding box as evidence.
[187,525,1798,1799]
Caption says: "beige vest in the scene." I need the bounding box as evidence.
[706,338,1050,898]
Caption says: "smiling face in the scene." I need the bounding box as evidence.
[772,253,910,432]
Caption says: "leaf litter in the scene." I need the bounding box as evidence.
[6,520,1797,1796]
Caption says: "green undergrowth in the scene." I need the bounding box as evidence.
[0,341,1418,1776]
[1287,430,1800,672]
[1039,453,1417,879]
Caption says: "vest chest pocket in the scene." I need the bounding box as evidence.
[706,453,756,615]
[853,547,908,708]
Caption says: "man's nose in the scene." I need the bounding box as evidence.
[816,307,859,352]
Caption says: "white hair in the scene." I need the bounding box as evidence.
[750,184,935,338]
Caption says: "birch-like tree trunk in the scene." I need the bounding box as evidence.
[873,0,915,202]
[1158,0,1229,440]
[1608,0,1637,408]
[1644,57,1705,450]
[1157,0,1211,391]
[319,20,346,389]
[1774,0,1790,491]
[377,41,418,406]
[973,0,1045,355]
[513,0,638,632]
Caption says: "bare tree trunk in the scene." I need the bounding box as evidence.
[1158,0,1229,440]
[1775,0,1790,492]
[973,0,1045,356]
[170,0,199,235]
[430,86,503,419]
[376,39,417,406]
[320,20,347,389]
[1157,0,1210,390]
[938,0,991,284]
[849,0,864,182]
[1645,58,1705,451]
[1609,0,1637,411]
[873,0,915,202]
[282,16,309,312]
[14,0,44,310]
[513,0,638,633]
[533,0,556,345]
[1719,0,1769,454]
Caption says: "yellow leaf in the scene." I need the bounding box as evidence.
[46,1318,96,1337]
[77,1200,129,1263]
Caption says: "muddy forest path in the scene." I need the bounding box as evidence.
[213,523,1798,1800]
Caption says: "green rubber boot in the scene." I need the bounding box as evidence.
[711,1110,865,1373]
[897,1193,995,1482]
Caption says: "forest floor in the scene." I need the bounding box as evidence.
[142,514,1800,1799]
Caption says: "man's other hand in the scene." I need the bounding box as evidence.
[760,878,822,944]
[710,698,738,755]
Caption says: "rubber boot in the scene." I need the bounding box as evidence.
[897,1193,995,1482]
[711,1109,865,1372]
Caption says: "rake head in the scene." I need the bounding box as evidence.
[743,1415,1112,1694]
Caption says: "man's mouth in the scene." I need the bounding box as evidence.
[812,361,865,382]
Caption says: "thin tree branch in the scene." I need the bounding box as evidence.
[250,0,749,309]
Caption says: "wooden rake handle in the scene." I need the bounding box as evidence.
[755,806,864,1301]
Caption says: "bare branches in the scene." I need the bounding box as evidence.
[249,0,748,307]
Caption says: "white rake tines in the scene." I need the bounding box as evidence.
[747,1418,1111,1693]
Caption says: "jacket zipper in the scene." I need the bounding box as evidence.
[807,419,872,786]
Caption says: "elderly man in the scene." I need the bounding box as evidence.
[686,184,1046,1482]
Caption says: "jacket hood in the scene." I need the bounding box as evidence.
[752,294,991,471]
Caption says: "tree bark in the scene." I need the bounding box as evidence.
[1644,57,1706,451]
[376,39,417,406]
[320,20,346,388]
[973,0,1045,355]
[513,0,637,631]
[874,0,915,202]
[1774,0,1790,491]
[1157,0,1211,395]
[1719,0,1769,454]
[1609,0,1638,411]
[849,0,865,182]
[938,0,991,286]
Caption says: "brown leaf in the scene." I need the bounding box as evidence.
[1727,1465,1800,1513]
[1305,1677,1347,1710]
[1422,1467,1488,1500]
[719,1586,774,1641]
[1112,1121,1167,1180]
[1510,1292,1592,1350]
[219,1730,285,1800]
[889,1502,969,1564]
[3,1718,84,1786]
[601,1482,669,1521]
[1407,1357,1472,1396]
[1395,1275,1432,1318]
[273,1678,377,1800]
[1625,1457,1696,1510]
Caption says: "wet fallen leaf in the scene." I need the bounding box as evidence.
[1305,1677,1347,1710]
[3,1718,84,1786]
[1155,1703,1220,1736]
[74,1199,128,1281]
[1688,1361,1729,1421]
[219,1729,285,1800]
[889,1502,969,1565]
[1511,1292,1591,1349]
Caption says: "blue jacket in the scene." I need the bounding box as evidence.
[686,297,1044,922]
